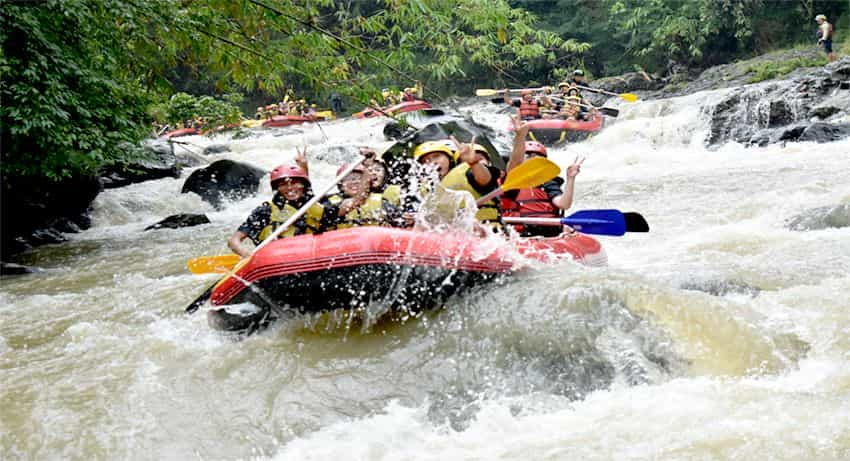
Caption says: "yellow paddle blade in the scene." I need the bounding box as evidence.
[501,157,561,191]
[620,93,638,103]
[475,88,500,97]
[187,254,241,274]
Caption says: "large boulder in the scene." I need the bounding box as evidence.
[1,173,101,255]
[181,159,266,209]
[383,114,504,170]
[99,140,181,189]
[144,213,211,231]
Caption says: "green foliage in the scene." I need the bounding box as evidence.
[1,0,152,180]
[746,55,828,83]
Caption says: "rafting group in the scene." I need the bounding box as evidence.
[185,73,645,332]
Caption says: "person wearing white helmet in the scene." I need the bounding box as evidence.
[815,14,835,62]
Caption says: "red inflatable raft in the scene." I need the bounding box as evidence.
[512,111,604,144]
[161,127,200,139]
[353,100,432,119]
[207,227,605,331]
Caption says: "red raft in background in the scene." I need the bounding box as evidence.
[353,100,432,119]
[513,111,604,144]
[161,127,200,139]
[207,227,605,331]
[261,114,331,128]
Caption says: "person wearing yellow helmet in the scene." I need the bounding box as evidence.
[412,141,457,179]
[401,87,416,102]
[815,14,835,62]
[439,136,504,226]
[381,88,399,106]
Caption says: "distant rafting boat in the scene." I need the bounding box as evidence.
[161,127,200,139]
[353,100,432,119]
[511,111,605,144]
[206,226,605,332]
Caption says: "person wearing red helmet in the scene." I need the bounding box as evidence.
[502,138,585,237]
[503,88,551,120]
[322,161,404,230]
[227,151,327,257]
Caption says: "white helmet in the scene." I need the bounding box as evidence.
[815,14,826,21]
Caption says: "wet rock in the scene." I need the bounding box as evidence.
[202,143,231,155]
[1,173,101,256]
[175,150,207,168]
[593,72,665,93]
[99,140,181,189]
[680,279,761,298]
[181,159,266,209]
[144,213,211,231]
[797,122,850,143]
[809,91,850,120]
[29,228,68,245]
[786,204,850,231]
[0,262,40,276]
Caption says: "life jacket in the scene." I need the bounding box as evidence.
[257,199,324,241]
[401,93,416,102]
[502,187,559,218]
[440,163,500,223]
[381,184,402,206]
[327,192,387,229]
[519,100,540,119]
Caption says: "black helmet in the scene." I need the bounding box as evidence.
[573,69,585,76]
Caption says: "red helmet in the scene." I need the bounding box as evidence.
[269,164,309,187]
[336,163,367,177]
[524,141,548,157]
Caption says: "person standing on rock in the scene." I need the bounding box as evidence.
[816,14,835,63]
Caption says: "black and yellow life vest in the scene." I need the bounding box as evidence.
[257,200,324,241]
[327,192,387,229]
[440,163,501,223]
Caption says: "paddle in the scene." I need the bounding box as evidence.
[476,87,546,97]
[475,157,560,206]
[187,254,241,275]
[184,155,370,312]
[547,96,620,117]
[502,210,649,236]
[575,85,638,103]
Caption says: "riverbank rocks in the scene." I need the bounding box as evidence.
[99,140,181,189]
[1,173,101,256]
[0,262,40,276]
[202,143,231,155]
[786,204,850,231]
[181,159,265,209]
[144,213,211,231]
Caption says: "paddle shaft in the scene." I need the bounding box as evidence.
[575,84,616,97]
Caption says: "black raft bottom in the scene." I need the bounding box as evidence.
[529,128,594,145]
[208,263,503,332]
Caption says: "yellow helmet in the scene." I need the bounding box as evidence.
[558,81,570,88]
[472,143,491,160]
[412,141,456,163]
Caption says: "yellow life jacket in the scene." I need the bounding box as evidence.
[327,192,387,229]
[257,200,324,241]
[382,184,402,206]
[440,163,501,222]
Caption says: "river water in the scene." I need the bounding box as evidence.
[2,90,849,460]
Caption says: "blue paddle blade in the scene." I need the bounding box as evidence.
[562,209,627,236]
